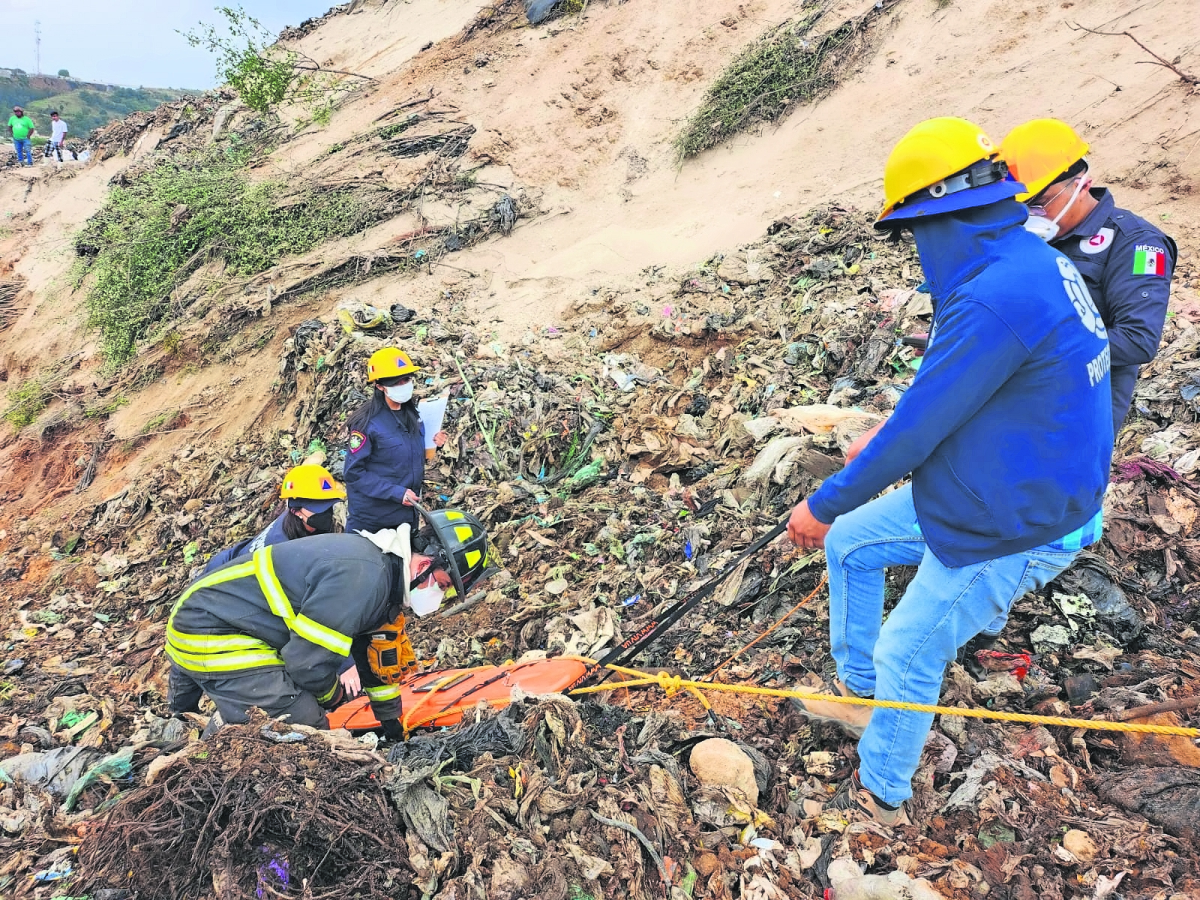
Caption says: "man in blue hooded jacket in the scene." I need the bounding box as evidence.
[786,117,1113,826]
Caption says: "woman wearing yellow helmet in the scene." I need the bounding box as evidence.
[344,347,447,534]
[202,464,346,574]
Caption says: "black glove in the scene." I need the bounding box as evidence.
[379,718,404,742]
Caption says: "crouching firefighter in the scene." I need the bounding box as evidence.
[166,505,494,739]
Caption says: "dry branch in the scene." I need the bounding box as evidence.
[1070,22,1199,85]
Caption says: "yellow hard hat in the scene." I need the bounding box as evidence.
[999,119,1089,202]
[280,464,346,509]
[877,117,1021,227]
[367,347,419,382]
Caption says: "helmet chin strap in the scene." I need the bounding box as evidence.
[408,558,440,592]
[1026,175,1089,241]
[1051,175,1088,228]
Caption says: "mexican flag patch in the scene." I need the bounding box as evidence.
[1132,244,1167,276]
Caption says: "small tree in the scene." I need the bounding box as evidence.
[182,6,373,118]
[57,68,70,77]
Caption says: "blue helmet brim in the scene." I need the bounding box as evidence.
[875,180,1026,230]
[288,497,339,513]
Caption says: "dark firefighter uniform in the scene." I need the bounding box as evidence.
[166,533,407,729]
[344,404,425,535]
[1053,188,1178,428]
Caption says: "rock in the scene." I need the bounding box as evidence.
[1063,674,1101,705]
[694,851,721,878]
[973,673,1023,700]
[488,854,530,900]
[1062,829,1099,862]
[826,857,945,900]
[210,102,240,143]
[689,738,758,805]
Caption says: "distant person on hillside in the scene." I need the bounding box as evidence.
[48,111,69,163]
[1000,119,1178,432]
[343,348,447,535]
[7,106,36,167]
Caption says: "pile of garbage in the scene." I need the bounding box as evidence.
[87,92,235,163]
[3,205,1200,898]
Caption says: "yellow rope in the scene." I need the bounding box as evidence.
[401,665,497,735]
[569,665,1200,738]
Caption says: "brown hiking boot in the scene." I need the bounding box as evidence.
[803,771,911,827]
[791,679,873,737]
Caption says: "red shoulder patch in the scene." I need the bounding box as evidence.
[349,431,366,453]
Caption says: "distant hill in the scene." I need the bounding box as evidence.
[0,71,195,139]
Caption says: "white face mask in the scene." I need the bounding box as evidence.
[384,382,414,404]
[407,581,445,617]
[1024,177,1085,242]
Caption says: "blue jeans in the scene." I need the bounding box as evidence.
[823,484,1077,806]
[13,138,32,166]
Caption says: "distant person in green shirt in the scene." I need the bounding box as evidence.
[8,106,36,167]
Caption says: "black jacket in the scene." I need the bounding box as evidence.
[1053,188,1177,427]
[167,533,406,722]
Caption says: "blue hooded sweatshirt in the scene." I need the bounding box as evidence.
[808,199,1113,567]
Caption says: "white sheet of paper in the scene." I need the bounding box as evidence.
[417,397,449,450]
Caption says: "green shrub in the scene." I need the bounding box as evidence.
[3,378,52,429]
[183,6,371,118]
[75,146,388,366]
[141,409,183,434]
[675,13,862,159]
[84,394,130,418]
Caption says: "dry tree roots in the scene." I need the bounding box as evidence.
[76,715,411,900]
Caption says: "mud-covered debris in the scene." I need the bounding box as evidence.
[1099,768,1200,844]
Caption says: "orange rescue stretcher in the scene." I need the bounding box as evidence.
[325,657,590,733]
[328,519,791,735]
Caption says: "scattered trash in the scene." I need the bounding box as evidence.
[1030,623,1073,652]
[525,0,566,25]
[0,746,104,797]
[1053,552,1145,643]
[824,857,943,900]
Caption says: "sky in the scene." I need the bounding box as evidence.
[0,0,337,89]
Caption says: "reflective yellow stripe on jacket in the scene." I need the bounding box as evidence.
[365,684,402,702]
[166,546,352,673]
[165,642,284,672]
[317,681,341,704]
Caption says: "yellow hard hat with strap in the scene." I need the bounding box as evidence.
[280,464,346,502]
[367,347,419,382]
[876,117,1022,228]
[999,119,1090,203]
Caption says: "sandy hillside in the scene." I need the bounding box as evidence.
[0,0,1196,553]
[274,0,1200,335]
